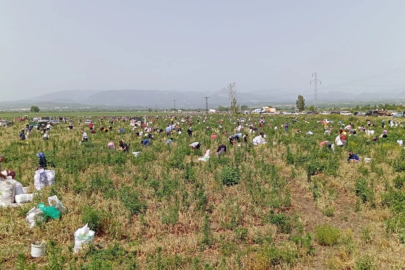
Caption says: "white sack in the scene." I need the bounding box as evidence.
[0,180,16,206]
[74,224,95,253]
[15,194,33,204]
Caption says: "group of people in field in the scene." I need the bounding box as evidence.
[7,113,400,173]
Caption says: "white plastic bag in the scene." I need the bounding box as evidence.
[8,179,24,196]
[397,140,403,146]
[366,130,375,136]
[198,150,210,162]
[48,195,67,215]
[34,169,55,190]
[364,158,372,163]
[26,207,45,228]
[15,194,33,204]
[0,180,16,206]
[74,224,95,253]
[335,135,343,146]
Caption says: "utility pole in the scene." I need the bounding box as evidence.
[204,97,209,115]
[310,73,321,111]
[173,100,176,111]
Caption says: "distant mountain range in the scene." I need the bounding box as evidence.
[1,89,405,110]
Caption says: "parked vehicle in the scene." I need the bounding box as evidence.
[50,120,60,125]
[0,120,12,127]
[340,111,353,116]
[252,109,262,114]
[392,112,404,118]
[84,119,92,125]
[330,111,340,115]
[365,110,379,116]
[320,111,331,115]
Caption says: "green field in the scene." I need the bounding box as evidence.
[1,113,404,269]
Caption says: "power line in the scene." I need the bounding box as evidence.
[310,73,321,111]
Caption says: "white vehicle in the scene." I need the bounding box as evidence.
[340,111,353,116]
[252,109,262,114]
[84,119,92,125]
[282,112,292,115]
[320,111,331,115]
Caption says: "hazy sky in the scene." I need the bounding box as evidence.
[1,0,405,101]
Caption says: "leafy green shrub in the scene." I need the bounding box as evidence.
[394,175,405,189]
[355,255,377,270]
[355,178,374,203]
[220,166,240,186]
[119,189,146,218]
[267,212,293,234]
[234,228,248,242]
[314,224,340,246]
[286,147,294,165]
[82,207,103,232]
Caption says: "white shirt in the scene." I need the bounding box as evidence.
[190,142,199,147]
[82,132,88,138]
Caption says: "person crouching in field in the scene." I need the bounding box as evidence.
[119,140,129,152]
[347,152,360,163]
[107,142,115,150]
[217,145,226,156]
[189,142,200,149]
[37,152,47,169]
[81,130,88,143]
[43,132,50,140]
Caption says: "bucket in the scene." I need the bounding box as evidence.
[31,241,46,258]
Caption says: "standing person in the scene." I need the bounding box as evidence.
[19,129,26,140]
[284,122,289,132]
[367,119,371,128]
[382,119,385,128]
[165,124,172,137]
[46,122,52,131]
[89,122,94,130]
[36,152,47,169]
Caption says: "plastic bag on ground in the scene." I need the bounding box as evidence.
[34,169,55,190]
[74,224,95,253]
[7,179,24,196]
[397,140,403,146]
[48,195,67,215]
[198,150,210,162]
[38,203,60,220]
[15,194,33,204]
[364,158,372,163]
[0,180,16,206]
[26,207,45,228]
[335,135,343,146]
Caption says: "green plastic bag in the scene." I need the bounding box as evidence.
[38,203,60,220]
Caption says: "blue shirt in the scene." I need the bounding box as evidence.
[347,154,359,162]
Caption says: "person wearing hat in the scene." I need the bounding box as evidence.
[37,152,47,169]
